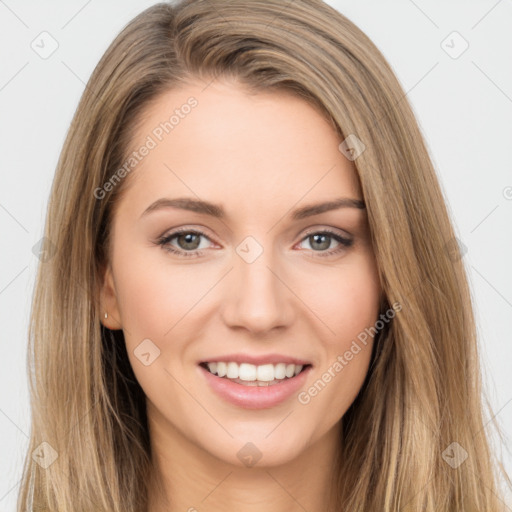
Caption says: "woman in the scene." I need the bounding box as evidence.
[17,0,510,510]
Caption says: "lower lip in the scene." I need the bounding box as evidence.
[199,365,312,410]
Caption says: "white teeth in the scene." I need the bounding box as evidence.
[239,363,257,381]
[203,361,307,381]
[216,362,227,377]
[226,362,238,379]
[274,363,286,379]
[256,364,274,382]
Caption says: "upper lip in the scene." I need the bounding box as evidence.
[199,353,312,367]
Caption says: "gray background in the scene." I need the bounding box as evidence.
[1,0,511,509]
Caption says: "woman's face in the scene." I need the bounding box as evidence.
[100,78,381,467]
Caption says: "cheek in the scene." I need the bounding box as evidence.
[294,253,380,419]
[112,240,206,341]
[297,251,381,343]
[114,259,171,339]
[111,238,227,390]
[111,244,202,393]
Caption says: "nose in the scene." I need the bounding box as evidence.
[221,243,295,335]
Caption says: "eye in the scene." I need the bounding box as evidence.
[156,228,214,258]
[156,227,353,259]
[297,229,353,258]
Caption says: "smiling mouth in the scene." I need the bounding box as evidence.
[199,361,312,387]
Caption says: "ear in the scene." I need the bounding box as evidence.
[99,262,123,330]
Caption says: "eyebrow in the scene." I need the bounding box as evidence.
[140,196,365,220]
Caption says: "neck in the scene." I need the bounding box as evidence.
[146,409,341,512]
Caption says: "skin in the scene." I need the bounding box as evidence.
[100,78,382,511]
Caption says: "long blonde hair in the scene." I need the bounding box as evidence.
[18,0,510,510]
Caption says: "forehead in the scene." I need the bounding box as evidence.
[117,79,362,219]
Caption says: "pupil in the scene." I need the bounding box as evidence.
[179,233,200,250]
[311,234,330,251]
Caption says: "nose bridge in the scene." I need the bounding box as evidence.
[222,234,292,332]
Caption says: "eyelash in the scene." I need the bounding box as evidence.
[156,227,353,259]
